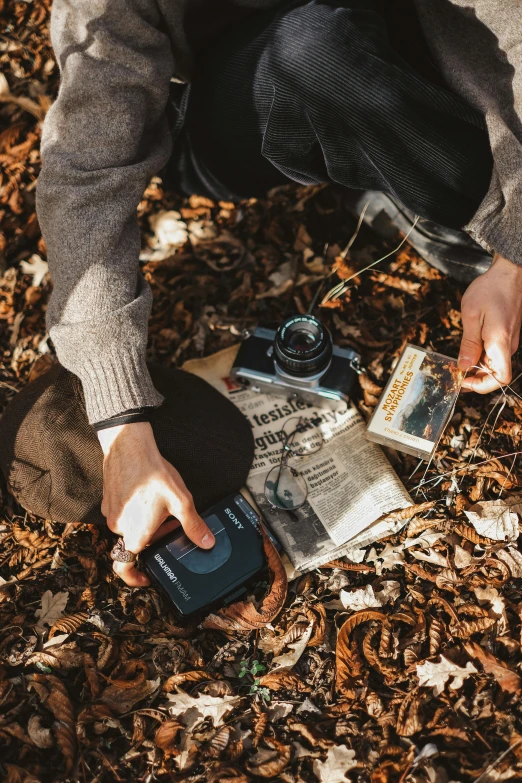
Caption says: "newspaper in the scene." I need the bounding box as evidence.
[183,345,412,572]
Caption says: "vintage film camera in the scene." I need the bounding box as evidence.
[142,492,269,617]
[231,314,361,409]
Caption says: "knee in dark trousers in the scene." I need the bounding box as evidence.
[181,0,492,227]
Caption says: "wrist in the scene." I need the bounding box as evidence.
[97,420,154,456]
[491,253,522,276]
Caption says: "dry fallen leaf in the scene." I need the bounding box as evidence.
[19,255,49,287]
[245,737,292,778]
[101,677,161,714]
[270,621,314,671]
[34,591,69,630]
[340,584,383,611]
[312,745,357,782]
[473,586,508,633]
[149,210,188,248]
[464,498,522,542]
[30,674,76,774]
[266,701,295,721]
[416,656,477,696]
[27,714,53,749]
[496,546,522,578]
[340,580,400,611]
[463,641,522,694]
[167,692,241,726]
[258,671,310,692]
[154,719,183,757]
[367,542,406,573]
[336,611,386,694]
[0,72,9,95]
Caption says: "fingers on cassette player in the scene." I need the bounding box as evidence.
[142,493,275,616]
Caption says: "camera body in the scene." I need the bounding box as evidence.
[231,315,361,410]
[142,492,268,617]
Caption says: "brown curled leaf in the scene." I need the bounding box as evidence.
[404,644,422,667]
[457,603,489,618]
[27,714,54,749]
[396,689,424,736]
[319,558,375,572]
[162,670,218,692]
[451,616,496,638]
[306,602,327,647]
[201,528,287,631]
[429,727,472,744]
[407,516,443,537]
[11,522,55,550]
[427,595,460,625]
[3,764,42,783]
[474,557,511,588]
[48,612,90,639]
[244,736,292,778]
[404,563,438,583]
[362,626,398,680]
[30,674,76,774]
[257,671,310,692]
[453,523,496,546]
[379,501,437,524]
[390,610,417,626]
[429,618,445,657]
[154,719,183,757]
[252,712,268,748]
[336,611,386,693]
[207,763,249,783]
[101,677,160,714]
[463,641,522,693]
[108,660,148,689]
[205,726,231,758]
[474,468,517,489]
[337,610,387,640]
[358,373,383,396]
[228,738,245,762]
[203,680,236,698]
[435,568,463,593]
[92,633,118,671]
[378,618,393,658]
[270,621,309,656]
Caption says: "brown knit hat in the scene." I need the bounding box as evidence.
[0,363,254,525]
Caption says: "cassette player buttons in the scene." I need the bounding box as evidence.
[165,513,232,575]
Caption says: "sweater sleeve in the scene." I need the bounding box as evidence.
[415,0,522,266]
[36,0,174,423]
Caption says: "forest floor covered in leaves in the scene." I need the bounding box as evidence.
[3,2,522,782]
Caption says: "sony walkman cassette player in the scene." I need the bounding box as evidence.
[143,492,268,617]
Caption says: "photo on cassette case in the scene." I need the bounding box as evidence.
[367,345,462,461]
[392,352,460,440]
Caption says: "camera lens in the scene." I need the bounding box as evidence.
[274,315,332,377]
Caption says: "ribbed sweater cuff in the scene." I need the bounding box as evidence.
[465,178,522,267]
[73,346,164,424]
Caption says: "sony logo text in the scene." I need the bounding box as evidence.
[225,507,244,530]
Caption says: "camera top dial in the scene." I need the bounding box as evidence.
[274,315,332,377]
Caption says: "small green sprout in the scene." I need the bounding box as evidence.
[237,658,270,700]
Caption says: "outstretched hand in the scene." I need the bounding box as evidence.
[458,254,522,393]
[97,421,214,586]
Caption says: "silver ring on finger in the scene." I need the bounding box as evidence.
[110,537,137,563]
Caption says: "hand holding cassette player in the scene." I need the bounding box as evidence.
[142,492,272,617]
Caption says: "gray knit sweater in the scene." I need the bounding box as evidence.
[37,0,522,424]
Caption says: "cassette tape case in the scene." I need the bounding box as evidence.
[366,344,462,460]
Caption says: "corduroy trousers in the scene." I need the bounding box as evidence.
[167,0,493,230]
